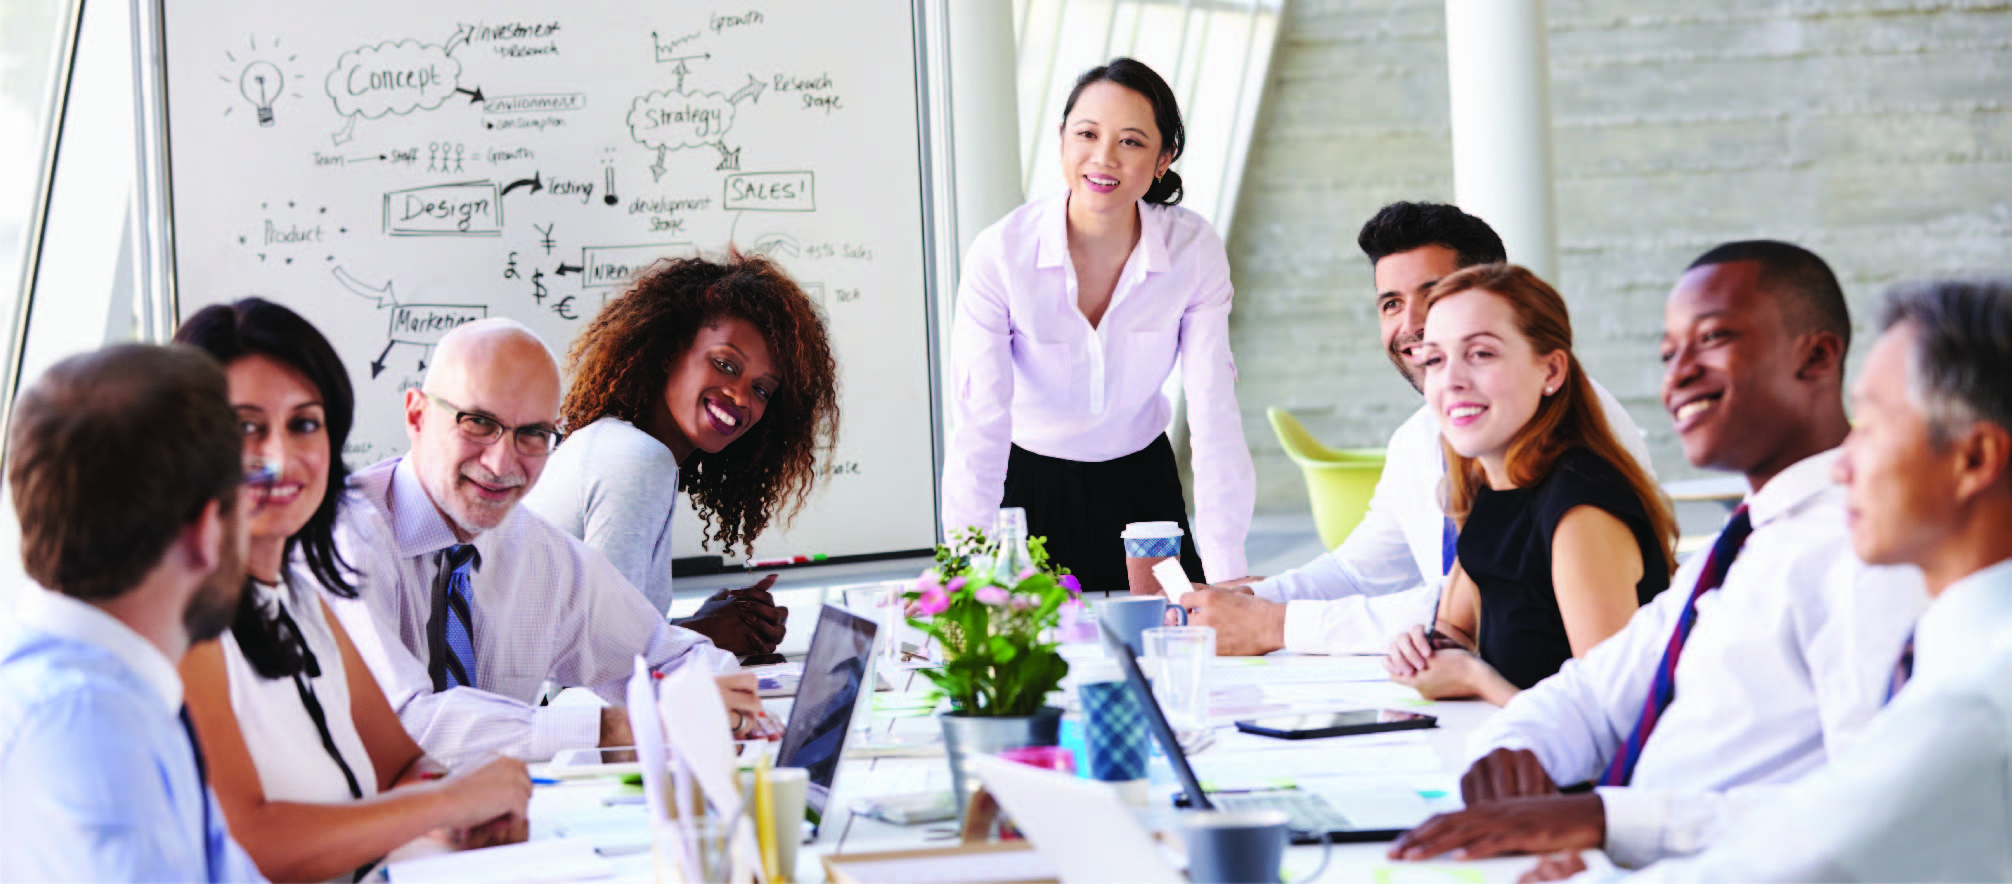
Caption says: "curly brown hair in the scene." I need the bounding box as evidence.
[561,249,839,556]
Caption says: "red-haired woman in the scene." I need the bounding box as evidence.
[1383,264,1677,705]
[523,250,839,660]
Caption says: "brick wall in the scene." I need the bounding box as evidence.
[1223,0,2012,512]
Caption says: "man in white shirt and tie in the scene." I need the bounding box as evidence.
[1383,242,1926,870]
[327,319,766,768]
[1181,202,1650,655]
[1565,278,2012,882]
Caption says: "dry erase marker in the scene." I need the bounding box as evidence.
[745,553,828,568]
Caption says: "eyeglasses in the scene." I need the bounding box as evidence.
[424,392,562,457]
[241,461,280,510]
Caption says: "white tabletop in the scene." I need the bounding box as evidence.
[498,640,1588,884]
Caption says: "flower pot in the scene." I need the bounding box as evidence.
[939,706,1064,820]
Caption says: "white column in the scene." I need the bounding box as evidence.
[946,0,1024,260]
[1444,0,1558,280]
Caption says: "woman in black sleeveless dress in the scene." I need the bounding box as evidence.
[1383,265,1678,705]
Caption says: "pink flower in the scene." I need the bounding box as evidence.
[1059,574,1082,595]
[916,570,942,593]
[947,576,968,594]
[975,586,1009,606]
[1009,595,1037,612]
[914,584,951,616]
[1017,566,1039,583]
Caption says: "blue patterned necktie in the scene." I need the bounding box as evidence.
[438,544,480,689]
[1601,505,1753,787]
[1885,631,1916,704]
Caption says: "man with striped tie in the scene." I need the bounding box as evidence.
[1570,279,2012,882]
[326,319,766,769]
[1384,242,1926,869]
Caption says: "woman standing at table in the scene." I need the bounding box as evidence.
[1384,265,1677,704]
[176,299,532,882]
[941,57,1254,595]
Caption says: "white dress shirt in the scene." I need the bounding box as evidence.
[1254,381,1651,654]
[1466,450,1928,868]
[1614,557,2012,882]
[326,456,735,768]
[942,190,1256,581]
[219,579,378,810]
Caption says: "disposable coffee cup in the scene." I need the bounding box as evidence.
[1121,522,1185,596]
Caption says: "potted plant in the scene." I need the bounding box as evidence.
[907,519,1082,814]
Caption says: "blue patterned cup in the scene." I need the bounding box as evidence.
[1079,679,1151,782]
[1122,522,1185,595]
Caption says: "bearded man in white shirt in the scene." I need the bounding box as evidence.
[1525,278,2012,883]
[326,319,767,768]
[1180,202,1650,655]
[1382,241,1926,870]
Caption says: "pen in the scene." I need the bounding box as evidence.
[745,553,828,568]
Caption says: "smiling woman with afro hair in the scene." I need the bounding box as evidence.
[522,248,838,657]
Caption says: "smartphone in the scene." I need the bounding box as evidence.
[1233,709,1437,740]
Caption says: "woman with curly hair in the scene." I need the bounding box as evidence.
[524,249,839,659]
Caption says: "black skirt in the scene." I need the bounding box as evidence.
[1000,434,1206,596]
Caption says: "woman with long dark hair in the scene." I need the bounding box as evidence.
[523,249,839,658]
[176,299,531,882]
[1384,265,1678,704]
[940,57,1255,595]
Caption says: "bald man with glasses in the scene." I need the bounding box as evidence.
[326,320,768,769]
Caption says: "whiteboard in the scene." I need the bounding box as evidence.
[145,0,943,564]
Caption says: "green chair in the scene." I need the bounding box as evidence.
[1267,407,1388,550]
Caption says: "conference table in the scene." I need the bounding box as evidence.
[484,621,1592,884]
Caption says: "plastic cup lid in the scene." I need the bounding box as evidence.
[1121,521,1185,539]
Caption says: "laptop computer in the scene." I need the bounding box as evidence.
[1104,621,1432,844]
[774,603,878,833]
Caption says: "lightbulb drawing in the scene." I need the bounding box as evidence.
[240,61,284,127]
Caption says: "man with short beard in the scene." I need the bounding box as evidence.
[1180,202,1650,655]
[0,344,265,882]
[326,319,766,769]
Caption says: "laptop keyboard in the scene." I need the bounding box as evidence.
[1212,790,1353,834]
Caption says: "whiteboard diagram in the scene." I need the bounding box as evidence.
[150,1,943,564]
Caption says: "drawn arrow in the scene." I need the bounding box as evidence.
[443,26,471,56]
[554,263,585,276]
[454,85,486,104]
[369,340,396,379]
[728,73,766,106]
[500,173,544,198]
[649,146,669,183]
[332,266,395,308]
[714,142,742,171]
[331,115,357,146]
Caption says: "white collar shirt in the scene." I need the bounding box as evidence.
[325,456,735,768]
[941,189,1255,581]
[1255,379,1653,654]
[1616,557,2012,882]
[1468,450,1928,868]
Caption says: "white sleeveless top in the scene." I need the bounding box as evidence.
[219,576,379,808]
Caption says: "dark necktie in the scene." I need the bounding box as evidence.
[1886,631,1916,704]
[431,544,481,690]
[1601,505,1753,787]
[178,707,219,883]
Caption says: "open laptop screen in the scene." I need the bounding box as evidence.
[776,604,877,823]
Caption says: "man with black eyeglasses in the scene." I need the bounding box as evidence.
[326,319,772,769]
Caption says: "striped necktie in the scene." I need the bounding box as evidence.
[1601,505,1753,787]
[1885,631,1916,704]
[434,544,481,690]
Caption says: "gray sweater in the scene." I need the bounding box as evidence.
[522,417,681,614]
